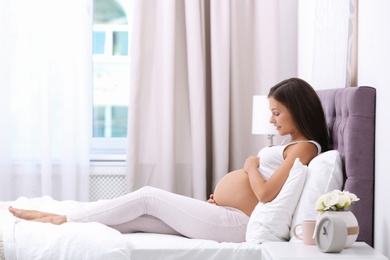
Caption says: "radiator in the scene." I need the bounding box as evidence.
[10,164,127,201]
[89,174,126,201]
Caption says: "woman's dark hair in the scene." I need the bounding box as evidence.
[268,78,330,152]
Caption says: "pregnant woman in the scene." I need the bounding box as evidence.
[9,78,330,243]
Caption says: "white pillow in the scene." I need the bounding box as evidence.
[4,221,133,259]
[289,150,343,241]
[246,158,307,244]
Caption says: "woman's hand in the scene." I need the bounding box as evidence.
[207,194,218,205]
[244,156,260,173]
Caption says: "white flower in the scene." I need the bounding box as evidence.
[315,190,360,212]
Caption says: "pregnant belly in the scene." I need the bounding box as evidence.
[213,170,259,216]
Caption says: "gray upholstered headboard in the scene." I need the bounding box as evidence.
[316,86,376,247]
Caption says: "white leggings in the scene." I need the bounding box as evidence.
[67,186,249,242]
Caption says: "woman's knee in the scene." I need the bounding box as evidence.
[136,186,163,196]
[137,186,156,192]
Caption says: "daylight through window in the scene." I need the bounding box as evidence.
[92,0,131,140]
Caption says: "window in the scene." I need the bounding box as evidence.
[91,0,133,159]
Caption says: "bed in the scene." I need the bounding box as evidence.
[0,86,376,260]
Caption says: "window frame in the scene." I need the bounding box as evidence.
[90,24,130,161]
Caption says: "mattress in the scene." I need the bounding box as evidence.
[0,196,264,260]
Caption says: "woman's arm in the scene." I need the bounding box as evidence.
[244,142,317,203]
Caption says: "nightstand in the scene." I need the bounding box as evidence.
[261,242,388,260]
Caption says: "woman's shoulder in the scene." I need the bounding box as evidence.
[284,140,321,154]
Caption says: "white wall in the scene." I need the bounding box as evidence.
[357,0,390,258]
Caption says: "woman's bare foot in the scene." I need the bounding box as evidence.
[8,206,67,224]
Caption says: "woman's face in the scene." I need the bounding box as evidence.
[268,97,298,137]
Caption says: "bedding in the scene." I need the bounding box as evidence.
[125,233,263,260]
[0,86,376,259]
[246,158,307,243]
[0,197,263,260]
[289,150,343,241]
[0,197,133,260]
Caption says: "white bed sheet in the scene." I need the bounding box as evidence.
[125,233,264,260]
[0,196,264,260]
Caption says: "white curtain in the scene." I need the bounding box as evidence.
[126,0,289,200]
[0,0,91,201]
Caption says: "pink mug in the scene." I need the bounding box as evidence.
[293,220,316,245]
